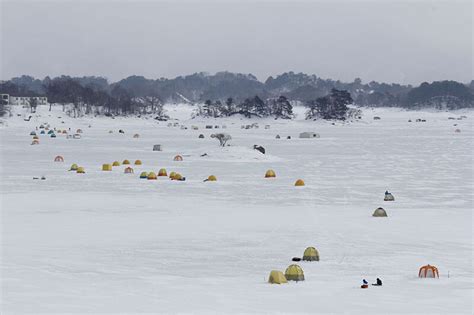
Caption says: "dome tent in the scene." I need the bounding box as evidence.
[373,207,388,217]
[70,164,79,171]
[134,160,142,165]
[123,159,130,165]
[112,161,121,166]
[76,167,85,174]
[139,171,148,179]
[54,156,64,162]
[265,170,276,178]
[124,167,134,174]
[173,155,183,161]
[268,270,287,284]
[169,171,177,179]
[295,179,305,186]
[206,175,217,181]
[158,168,167,177]
[419,264,439,278]
[285,264,305,281]
[147,172,157,180]
[302,247,319,261]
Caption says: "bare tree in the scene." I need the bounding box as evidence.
[29,97,38,113]
[210,133,232,147]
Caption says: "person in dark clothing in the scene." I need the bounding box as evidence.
[372,278,382,286]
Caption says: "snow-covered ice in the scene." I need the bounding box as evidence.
[0,105,472,314]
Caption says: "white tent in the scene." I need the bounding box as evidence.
[299,132,320,139]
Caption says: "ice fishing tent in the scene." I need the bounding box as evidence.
[372,207,388,217]
[124,167,134,174]
[30,131,36,136]
[169,171,176,179]
[173,155,183,161]
[33,135,39,140]
[50,133,56,138]
[122,159,130,165]
[40,130,45,134]
[139,171,148,179]
[275,135,280,139]
[418,265,439,278]
[153,145,162,151]
[299,132,320,139]
[172,173,183,180]
[295,179,305,186]
[302,247,319,261]
[285,264,305,281]
[133,133,140,138]
[199,134,205,139]
[268,270,287,284]
[70,164,79,171]
[265,170,276,178]
[112,161,121,166]
[134,160,142,165]
[147,172,157,180]
[54,156,64,162]
[158,168,167,177]
[76,167,85,174]
[31,140,40,145]
[76,129,83,133]
[206,175,217,181]
[384,192,395,201]
[102,164,112,171]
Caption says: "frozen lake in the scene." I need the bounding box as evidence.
[1,105,472,314]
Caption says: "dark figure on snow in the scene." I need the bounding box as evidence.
[372,278,382,286]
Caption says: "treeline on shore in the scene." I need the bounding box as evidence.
[1,72,473,119]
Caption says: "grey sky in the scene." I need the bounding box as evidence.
[1,0,472,85]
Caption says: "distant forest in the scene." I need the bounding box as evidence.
[1,72,473,118]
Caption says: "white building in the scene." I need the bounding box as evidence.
[0,94,48,106]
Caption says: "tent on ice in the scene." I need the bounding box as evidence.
[418,265,439,278]
[285,264,305,281]
[373,207,388,217]
[302,247,319,261]
[268,270,287,284]
[299,132,320,139]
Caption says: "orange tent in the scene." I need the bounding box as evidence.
[418,265,439,278]
[173,155,183,161]
[54,155,64,162]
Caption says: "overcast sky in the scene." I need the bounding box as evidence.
[1,0,472,85]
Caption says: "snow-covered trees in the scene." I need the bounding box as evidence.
[194,95,293,119]
[270,96,294,119]
[306,89,353,120]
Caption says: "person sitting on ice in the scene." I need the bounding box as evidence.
[361,279,368,289]
[372,278,382,286]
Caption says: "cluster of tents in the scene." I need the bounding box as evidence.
[30,124,85,144]
[268,247,319,284]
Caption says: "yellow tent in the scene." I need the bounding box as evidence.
[76,167,85,174]
[295,179,305,186]
[134,160,142,165]
[265,169,276,178]
[268,270,287,284]
[303,247,319,261]
[70,164,79,171]
[173,173,183,180]
[285,264,305,281]
[158,168,167,177]
[207,175,217,181]
[147,172,157,180]
[169,171,177,179]
[102,164,112,171]
[112,161,121,166]
[139,171,148,179]
[123,159,130,165]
